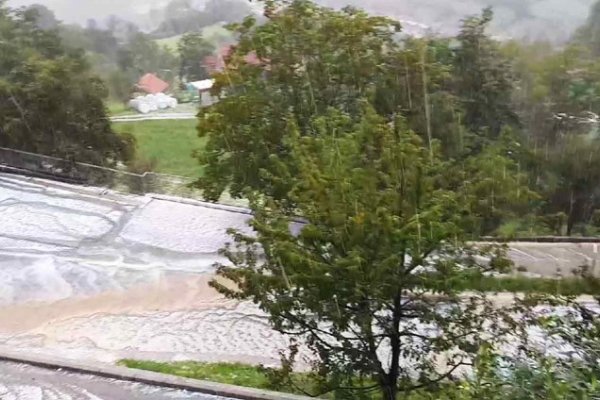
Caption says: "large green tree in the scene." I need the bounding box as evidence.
[178,32,215,82]
[453,8,518,141]
[0,4,134,165]
[120,33,178,81]
[212,109,515,400]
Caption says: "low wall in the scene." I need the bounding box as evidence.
[0,350,312,400]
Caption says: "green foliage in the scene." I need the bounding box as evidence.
[453,8,518,141]
[153,0,213,39]
[195,0,402,201]
[457,275,600,296]
[157,25,236,52]
[542,135,600,236]
[373,37,465,158]
[196,1,533,237]
[119,360,272,389]
[106,101,131,116]
[120,33,178,81]
[105,70,133,103]
[57,17,177,100]
[24,4,58,30]
[503,2,600,234]
[574,0,600,57]
[122,329,600,399]
[177,32,215,81]
[210,107,518,400]
[0,4,134,165]
[455,130,539,235]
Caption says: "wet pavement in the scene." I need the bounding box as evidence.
[0,172,598,367]
[0,360,231,400]
[0,173,294,366]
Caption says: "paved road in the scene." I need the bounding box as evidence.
[0,172,598,367]
[111,113,196,122]
[508,242,600,277]
[0,360,230,400]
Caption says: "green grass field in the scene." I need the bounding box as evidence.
[106,101,131,117]
[113,119,204,178]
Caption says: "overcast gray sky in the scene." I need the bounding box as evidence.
[5,0,596,42]
[6,0,171,24]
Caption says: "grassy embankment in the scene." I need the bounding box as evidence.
[119,359,379,398]
[106,101,132,117]
[458,274,600,295]
[120,360,273,390]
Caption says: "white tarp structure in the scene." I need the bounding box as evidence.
[188,79,218,107]
[188,79,215,92]
[128,93,178,114]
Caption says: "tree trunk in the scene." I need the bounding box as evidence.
[420,46,433,162]
[567,189,576,236]
[381,378,398,400]
[381,292,402,400]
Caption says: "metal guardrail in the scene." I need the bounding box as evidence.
[481,236,600,243]
[0,146,199,198]
[1,146,599,239]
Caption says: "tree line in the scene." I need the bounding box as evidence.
[197,1,600,238]
[0,0,250,166]
[0,4,134,165]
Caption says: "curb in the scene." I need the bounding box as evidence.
[0,351,312,400]
[149,193,253,215]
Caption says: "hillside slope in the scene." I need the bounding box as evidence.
[321,0,595,42]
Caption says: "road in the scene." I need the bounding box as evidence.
[0,360,230,400]
[111,113,197,122]
[0,172,598,367]
[0,173,291,366]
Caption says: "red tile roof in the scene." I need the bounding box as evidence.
[202,45,263,74]
[137,73,169,94]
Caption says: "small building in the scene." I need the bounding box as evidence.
[137,73,169,95]
[187,79,217,107]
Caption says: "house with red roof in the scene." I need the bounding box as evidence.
[202,45,262,75]
[136,73,169,94]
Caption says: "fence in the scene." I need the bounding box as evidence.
[0,146,200,198]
